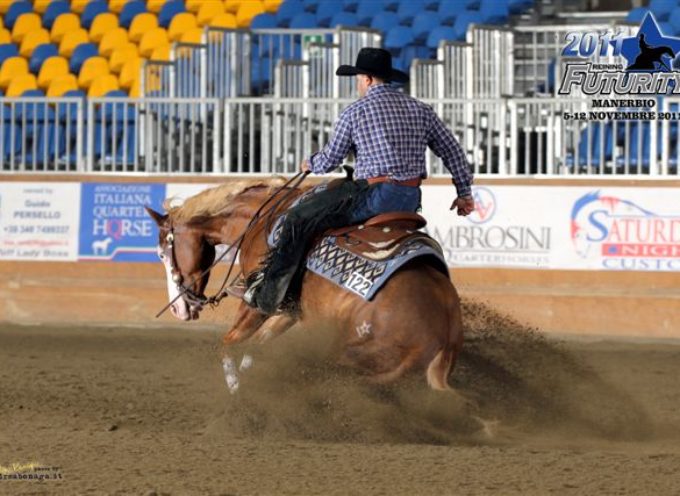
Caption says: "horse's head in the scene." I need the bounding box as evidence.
[146,207,216,321]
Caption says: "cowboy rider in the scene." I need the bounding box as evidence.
[243,47,475,315]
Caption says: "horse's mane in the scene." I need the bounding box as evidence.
[164,178,288,222]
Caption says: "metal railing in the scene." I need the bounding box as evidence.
[467,25,515,98]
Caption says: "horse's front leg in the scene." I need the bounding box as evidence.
[251,313,297,343]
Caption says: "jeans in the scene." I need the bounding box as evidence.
[349,182,422,223]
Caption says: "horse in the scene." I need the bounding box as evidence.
[627,45,675,72]
[145,177,465,394]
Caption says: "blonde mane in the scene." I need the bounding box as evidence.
[164,178,287,222]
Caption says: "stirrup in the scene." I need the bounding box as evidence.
[242,272,265,306]
[225,278,247,299]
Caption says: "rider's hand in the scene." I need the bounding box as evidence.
[450,195,475,216]
[300,159,311,174]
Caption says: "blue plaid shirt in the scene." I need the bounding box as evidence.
[308,84,473,197]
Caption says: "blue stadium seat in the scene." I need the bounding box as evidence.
[384,26,414,51]
[342,0,359,12]
[382,0,399,12]
[616,122,652,169]
[16,89,58,168]
[411,13,440,43]
[158,1,186,28]
[119,0,148,29]
[426,25,456,48]
[251,13,278,28]
[480,0,509,24]
[423,0,440,10]
[465,0,481,9]
[6,1,33,30]
[566,122,614,169]
[355,1,384,26]
[94,91,137,166]
[396,1,421,26]
[437,0,458,25]
[0,44,20,68]
[290,12,317,28]
[43,1,71,29]
[70,43,99,74]
[370,12,399,33]
[453,10,483,40]
[330,12,359,28]
[302,0,318,13]
[315,1,337,27]
[29,43,58,73]
[509,0,533,14]
[82,1,110,29]
[626,7,649,23]
[650,0,675,22]
[275,1,304,27]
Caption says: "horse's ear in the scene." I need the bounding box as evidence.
[145,206,167,226]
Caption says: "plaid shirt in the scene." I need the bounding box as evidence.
[308,84,473,197]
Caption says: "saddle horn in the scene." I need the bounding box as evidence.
[342,165,354,181]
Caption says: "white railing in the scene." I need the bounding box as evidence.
[1,96,678,178]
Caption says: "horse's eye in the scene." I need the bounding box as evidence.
[159,253,166,260]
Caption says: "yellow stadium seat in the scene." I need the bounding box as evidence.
[209,13,237,28]
[7,74,38,97]
[0,2,12,14]
[0,28,11,44]
[128,77,140,97]
[0,57,29,89]
[168,12,197,42]
[20,29,50,58]
[150,44,170,61]
[118,58,141,88]
[129,13,158,43]
[263,0,282,14]
[78,56,110,89]
[33,0,53,14]
[71,0,91,14]
[224,0,241,14]
[51,13,81,44]
[37,56,69,89]
[138,27,168,58]
[58,28,89,57]
[236,1,265,27]
[88,74,119,97]
[146,0,167,13]
[47,74,78,96]
[185,0,203,13]
[11,13,42,44]
[109,43,139,73]
[0,17,4,29]
[196,1,225,27]
[180,28,202,44]
[108,0,128,13]
[89,13,119,43]
[99,27,129,57]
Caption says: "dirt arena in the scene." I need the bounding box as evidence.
[2,301,680,495]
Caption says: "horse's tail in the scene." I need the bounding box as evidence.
[426,288,464,391]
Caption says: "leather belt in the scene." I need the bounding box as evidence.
[366,176,422,187]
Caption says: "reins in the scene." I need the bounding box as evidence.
[155,171,310,319]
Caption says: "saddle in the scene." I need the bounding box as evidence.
[326,212,438,261]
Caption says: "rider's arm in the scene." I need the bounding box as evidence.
[308,108,353,174]
[426,110,474,198]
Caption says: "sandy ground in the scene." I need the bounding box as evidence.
[1,301,680,496]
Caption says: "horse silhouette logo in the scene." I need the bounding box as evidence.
[92,237,113,255]
[622,13,680,73]
[627,33,675,72]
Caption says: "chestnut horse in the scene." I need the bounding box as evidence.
[146,178,464,393]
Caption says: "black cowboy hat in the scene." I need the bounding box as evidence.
[336,47,409,83]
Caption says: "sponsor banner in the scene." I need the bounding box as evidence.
[79,183,166,262]
[0,182,80,261]
[421,185,680,271]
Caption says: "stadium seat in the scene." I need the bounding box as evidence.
[158,0,186,28]
[109,43,139,71]
[209,13,238,28]
[20,28,50,57]
[383,0,400,12]
[11,13,41,44]
[147,0,168,13]
[509,0,532,14]
[108,0,130,13]
[396,2,421,26]
[71,0,92,14]
[250,12,277,28]
[180,28,203,43]
[355,1,383,26]
[42,1,70,30]
[5,2,33,31]
[290,12,316,28]
[411,13,440,43]
[427,25,456,48]
[138,27,168,57]
[168,12,198,41]
[82,1,110,29]
[29,43,58,73]
[263,0,283,14]
[650,0,675,22]
[302,0,317,13]
[33,0,53,14]
[118,57,141,88]
[0,29,11,45]
[315,1,336,26]
[58,29,88,57]
[6,73,37,97]
[88,73,120,96]
[0,44,20,67]
[436,0,458,25]
[150,44,170,60]
[196,1,225,26]
[70,43,99,73]
[98,27,129,56]
[46,73,78,96]
[0,1,11,14]
[370,12,399,33]
[275,0,303,27]
[236,1,265,27]
[37,55,69,89]
[480,0,508,24]
[78,56,110,88]
[129,77,141,96]
[385,25,414,51]
[330,12,359,28]
[453,10,483,40]
[185,0,205,12]
[129,13,159,43]
[119,0,148,29]
[0,56,29,89]
[225,0,243,14]
[89,13,120,43]
[50,13,82,43]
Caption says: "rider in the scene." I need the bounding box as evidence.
[243,47,475,315]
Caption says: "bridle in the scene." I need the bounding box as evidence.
[155,171,311,319]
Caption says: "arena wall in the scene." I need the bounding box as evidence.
[1,174,679,338]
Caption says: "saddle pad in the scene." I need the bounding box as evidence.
[305,235,448,301]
